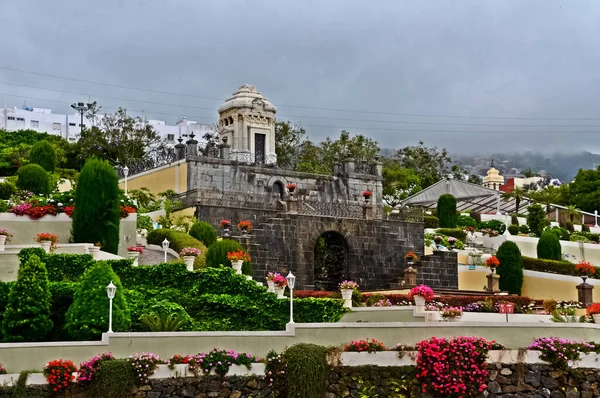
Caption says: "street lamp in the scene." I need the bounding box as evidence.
[71,101,95,133]
[162,238,170,263]
[123,165,129,196]
[595,211,598,228]
[106,281,116,333]
[286,271,296,324]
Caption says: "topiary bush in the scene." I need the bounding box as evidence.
[519,224,530,234]
[205,239,247,269]
[470,211,481,224]
[511,215,519,225]
[437,194,457,228]
[146,229,207,268]
[65,261,130,340]
[29,140,57,172]
[456,215,477,229]
[189,221,217,247]
[282,343,328,398]
[496,241,524,295]
[1,254,53,342]
[0,181,16,200]
[507,224,519,235]
[72,159,121,254]
[16,163,51,195]
[537,231,562,261]
[527,203,548,237]
[583,224,591,233]
[87,359,136,398]
[424,215,439,229]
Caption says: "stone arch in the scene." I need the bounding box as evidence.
[273,180,285,199]
[313,230,350,291]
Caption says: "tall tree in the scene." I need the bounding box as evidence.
[529,185,561,213]
[393,141,452,188]
[502,186,527,214]
[381,160,421,207]
[275,120,306,170]
[566,168,600,213]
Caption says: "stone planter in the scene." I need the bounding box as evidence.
[0,235,6,252]
[341,288,353,308]
[232,260,243,274]
[446,316,462,322]
[593,314,600,324]
[274,286,286,299]
[424,311,440,322]
[128,251,140,266]
[266,280,275,293]
[88,246,100,259]
[339,351,415,367]
[183,256,195,271]
[40,241,52,253]
[413,295,425,315]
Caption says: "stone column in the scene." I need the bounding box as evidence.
[577,281,594,307]
[374,160,383,178]
[174,138,186,160]
[186,133,198,157]
[287,197,298,214]
[219,137,231,160]
[486,273,500,293]
[343,159,355,175]
[362,203,375,220]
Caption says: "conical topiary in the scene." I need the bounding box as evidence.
[496,241,524,295]
[437,194,457,228]
[537,231,562,261]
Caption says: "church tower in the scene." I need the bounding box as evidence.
[218,84,277,165]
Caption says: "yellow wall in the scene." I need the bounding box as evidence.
[119,161,187,194]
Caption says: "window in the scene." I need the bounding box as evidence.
[52,122,61,130]
[31,120,39,128]
[16,117,24,121]
[167,134,175,141]
[69,123,76,127]
[7,116,14,120]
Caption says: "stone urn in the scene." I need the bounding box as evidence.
[413,295,426,315]
[447,316,462,323]
[40,241,52,253]
[341,289,353,308]
[232,260,243,275]
[127,251,140,266]
[266,280,275,293]
[183,256,195,271]
[593,314,600,324]
[407,261,414,271]
[274,286,286,299]
[88,246,100,259]
[0,235,6,252]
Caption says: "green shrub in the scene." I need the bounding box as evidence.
[136,215,153,232]
[365,293,386,307]
[570,234,590,243]
[507,224,519,235]
[147,229,207,268]
[511,215,519,225]
[435,228,467,241]
[72,159,121,254]
[139,300,194,331]
[547,226,570,241]
[470,211,481,224]
[478,219,506,234]
[537,232,562,260]
[496,241,524,295]
[18,248,95,282]
[0,201,7,213]
[583,224,591,233]
[0,282,12,329]
[65,261,130,340]
[283,343,328,398]
[1,254,53,342]
[565,222,574,233]
[205,239,248,270]
[527,203,548,237]
[456,215,477,228]
[87,359,136,398]
[0,181,16,200]
[437,194,457,228]
[29,140,57,172]
[590,233,600,243]
[189,221,217,247]
[424,215,439,229]
[519,224,530,234]
[521,256,587,276]
[48,282,77,341]
[16,163,51,195]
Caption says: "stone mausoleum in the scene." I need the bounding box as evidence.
[130,85,458,291]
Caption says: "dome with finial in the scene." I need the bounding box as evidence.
[483,167,504,190]
[218,84,277,114]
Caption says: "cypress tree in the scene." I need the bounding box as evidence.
[537,231,562,261]
[527,203,547,237]
[437,194,457,228]
[2,254,53,342]
[72,159,121,254]
[29,140,57,172]
[496,241,524,295]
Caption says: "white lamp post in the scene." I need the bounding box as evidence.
[286,271,296,324]
[123,165,129,196]
[106,281,116,333]
[162,238,170,263]
[595,211,598,228]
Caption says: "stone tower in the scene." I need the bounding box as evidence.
[218,84,277,165]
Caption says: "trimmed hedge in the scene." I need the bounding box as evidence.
[16,163,51,195]
[147,229,207,268]
[507,224,519,235]
[88,359,137,398]
[29,140,57,172]
[435,228,467,241]
[283,343,328,398]
[189,221,217,247]
[521,256,595,276]
[424,215,439,229]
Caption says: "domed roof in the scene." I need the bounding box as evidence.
[483,167,504,184]
[218,84,277,114]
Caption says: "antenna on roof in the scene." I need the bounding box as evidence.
[490,158,494,168]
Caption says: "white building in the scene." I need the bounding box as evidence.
[0,105,212,144]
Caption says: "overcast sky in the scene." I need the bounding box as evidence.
[2,0,600,154]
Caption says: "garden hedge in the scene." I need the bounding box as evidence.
[283,343,328,398]
[147,229,207,268]
[507,224,519,235]
[435,228,467,241]
[205,239,252,275]
[16,163,51,195]
[424,215,439,229]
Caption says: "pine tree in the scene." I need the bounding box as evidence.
[496,241,524,295]
[437,194,457,228]
[2,254,53,342]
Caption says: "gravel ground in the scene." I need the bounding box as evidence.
[138,247,176,265]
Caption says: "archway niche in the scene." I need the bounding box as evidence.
[273,181,284,200]
[313,231,349,291]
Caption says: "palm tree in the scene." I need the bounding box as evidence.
[566,205,581,223]
[502,186,527,214]
[529,186,561,214]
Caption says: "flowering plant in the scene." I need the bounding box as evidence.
[167,354,190,369]
[0,363,5,374]
[576,261,596,276]
[339,280,359,290]
[527,337,593,370]
[417,337,493,397]
[128,352,162,385]
[188,348,258,377]
[447,237,457,244]
[180,247,202,257]
[0,229,13,242]
[64,205,74,217]
[480,228,499,237]
[372,299,393,307]
[345,338,385,353]
[362,190,372,198]
[220,219,231,228]
[77,353,114,385]
[34,232,58,244]
[286,183,296,190]
[408,285,435,302]
[238,220,253,230]
[120,205,136,218]
[404,251,418,261]
[433,235,443,243]
[485,255,500,268]
[464,226,475,233]
[265,350,286,389]
[441,306,463,319]
[272,274,287,288]
[587,303,600,316]
[127,246,144,254]
[227,250,251,262]
[266,272,280,281]
[425,304,440,311]
[43,359,77,392]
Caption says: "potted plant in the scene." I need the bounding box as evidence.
[227,250,250,274]
[586,303,600,323]
[266,272,278,293]
[485,255,500,274]
[362,190,372,203]
[405,251,418,270]
[0,229,13,252]
[441,307,463,322]
[127,246,144,266]
[220,219,231,229]
[238,220,253,232]
[424,304,441,322]
[272,274,287,299]
[286,182,296,193]
[339,280,359,308]
[447,236,457,249]
[433,235,443,246]
[408,285,435,311]
[180,247,202,271]
[576,261,596,283]
[34,232,58,253]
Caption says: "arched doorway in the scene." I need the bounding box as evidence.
[273,181,284,199]
[313,231,349,291]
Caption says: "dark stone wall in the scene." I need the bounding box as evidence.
[417,251,459,289]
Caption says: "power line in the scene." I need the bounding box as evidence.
[3,65,600,121]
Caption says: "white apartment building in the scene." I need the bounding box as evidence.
[0,105,212,144]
